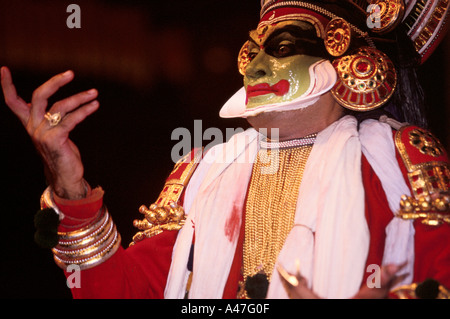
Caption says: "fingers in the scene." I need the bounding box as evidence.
[31,70,75,121]
[37,99,99,144]
[48,88,98,118]
[1,66,30,125]
[277,264,320,299]
[2,67,98,201]
[380,262,408,288]
[2,67,94,130]
[57,99,100,132]
[354,262,408,299]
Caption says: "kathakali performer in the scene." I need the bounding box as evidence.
[2,0,450,299]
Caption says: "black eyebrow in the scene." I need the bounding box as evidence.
[263,25,319,47]
[246,24,328,59]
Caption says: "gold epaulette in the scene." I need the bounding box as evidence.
[130,148,203,245]
[395,125,450,226]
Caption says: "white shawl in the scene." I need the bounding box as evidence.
[164,116,414,299]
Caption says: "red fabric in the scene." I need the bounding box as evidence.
[361,154,394,286]
[413,222,450,285]
[54,186,177,299]
[54,187,104,232]
[57,130,450,298]
[67,230,178,299]
[221,154,397,298]
[394,128,450,288]
[259,6,330,29]
[222,208,245,298]
[222,152,450,297]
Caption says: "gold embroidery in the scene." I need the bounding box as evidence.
[408,128,445,157]
[395,127,450,226]
[130,149,202,245]
[413,0,449,54]
[396,127,449,198]
[399,194,450,226]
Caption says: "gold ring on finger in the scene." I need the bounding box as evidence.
[44,112,62,126]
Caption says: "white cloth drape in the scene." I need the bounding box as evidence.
[165,116,414,299]
[359,119,414,285]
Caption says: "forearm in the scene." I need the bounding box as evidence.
[40,185,174,298]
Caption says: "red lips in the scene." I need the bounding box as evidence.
[246,79,290,100]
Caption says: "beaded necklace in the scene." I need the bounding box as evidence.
[242,133,316,298]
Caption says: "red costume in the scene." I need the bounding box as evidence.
[37,1,450,299]
[45,123,450,299]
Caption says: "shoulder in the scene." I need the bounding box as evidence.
[394,125,450,226]
[130,148,203,245]
[395,125,449,170]
[394,125,449,197]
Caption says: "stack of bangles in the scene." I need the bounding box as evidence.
[40,187,121,270]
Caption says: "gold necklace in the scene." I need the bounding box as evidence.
[242,135,315,298]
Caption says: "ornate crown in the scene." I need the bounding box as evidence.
[258,0,449,64]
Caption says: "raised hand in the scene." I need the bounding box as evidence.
[1,67,99,199]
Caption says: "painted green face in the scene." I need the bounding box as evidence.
[243,21,325,110]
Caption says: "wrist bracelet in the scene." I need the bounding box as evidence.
[52,207,121,270]
[39,186,121,270]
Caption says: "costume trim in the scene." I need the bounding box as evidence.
[258,12,326,38]
[406,0,450,63]
[331,46,397,111]
[395,125,450,226]
[130,148,203,245]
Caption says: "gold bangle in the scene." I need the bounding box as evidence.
[53,230,121,270]
[52,218,114,257]
[40,186,64,219]
[57,209,110,246]
[52,208,122,270]
[57,207,108,241]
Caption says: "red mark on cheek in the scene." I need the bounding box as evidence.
[224,205,242,242]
